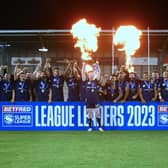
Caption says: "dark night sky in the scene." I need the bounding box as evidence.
[0,0,167,29]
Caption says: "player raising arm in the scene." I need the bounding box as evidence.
[82,62,103,132]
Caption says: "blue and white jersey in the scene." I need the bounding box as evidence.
[34,78,50,101]
[118,80,129,100]
[159,79,168,101]
[105,82,120,101]
[98,84,105,102]
[0,80,13,101]
[51,75,64,101]
[14,79,31,101]
[127,79,140,101]
[80,81,86,101]
[66,76,80,101]
[85,80,100,105]
[140,80,156,101]
[152,78,160,88]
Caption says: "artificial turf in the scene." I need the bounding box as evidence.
[0,131,168,168]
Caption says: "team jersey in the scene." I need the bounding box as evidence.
[98,84,105,102]
[85,80,100,106]
[50,75,64,101]
[34,78,50,101]
[127,79,140,101]
[80,81,86,101]
[14,79,31,101]
[158,79,168,101]
[153,78,160,88]
[0,80,13,101]
[118,80,129,100]
[140,80,156,102]
[105,81,120,101]
[66,76,80,101]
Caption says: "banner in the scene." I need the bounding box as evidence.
[0,102,168,130]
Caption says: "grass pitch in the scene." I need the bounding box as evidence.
[0,131,168,168]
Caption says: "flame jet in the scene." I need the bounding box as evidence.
[71,18,101,61]
[114,25,142,71]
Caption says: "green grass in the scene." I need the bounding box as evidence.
[0,131,168,168]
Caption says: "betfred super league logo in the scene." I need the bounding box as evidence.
[3,114,14,125]
[158,105,168,126]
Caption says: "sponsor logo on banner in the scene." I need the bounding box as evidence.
[157,105,168,126]
[158,105,168,112]
[2,105,33,127]
[3,114,14,125]
[159,114,168,125]
[2,105,32,112]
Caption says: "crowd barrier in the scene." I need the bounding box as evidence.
[0,101,168,130]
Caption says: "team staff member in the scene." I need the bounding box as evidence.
[82,62,104,132]
[11,72,32,102]
[139,72,157,103]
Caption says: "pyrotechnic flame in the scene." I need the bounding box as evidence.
[85,64,93,73]
[128,65,135,73]
[71,18,101,61]
[114,25,142,68]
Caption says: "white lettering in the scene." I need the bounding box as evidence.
[35,106,40,127]
[54,106,61,127]
[127,105,155,127]
[35,105,75,127]
[78,106,83,127]
[47,106,54,127]
[104,105,110,126]
[41,106,47,127]
[117,105,124,127]
[69,106,75,127]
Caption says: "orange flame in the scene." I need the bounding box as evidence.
[114,25,142,68]
[71,18,101,61]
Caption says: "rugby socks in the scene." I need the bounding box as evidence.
[96,118,101,127]
[88,118,92,128]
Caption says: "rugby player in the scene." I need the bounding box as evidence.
[139,72,157,103]
[82,62,104,132]
[11,72,32,102]
[121,72,140,102]
[48,67,64,102]
[64,61,80,101]
[0,73,13,101]
[158,71,168,102]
